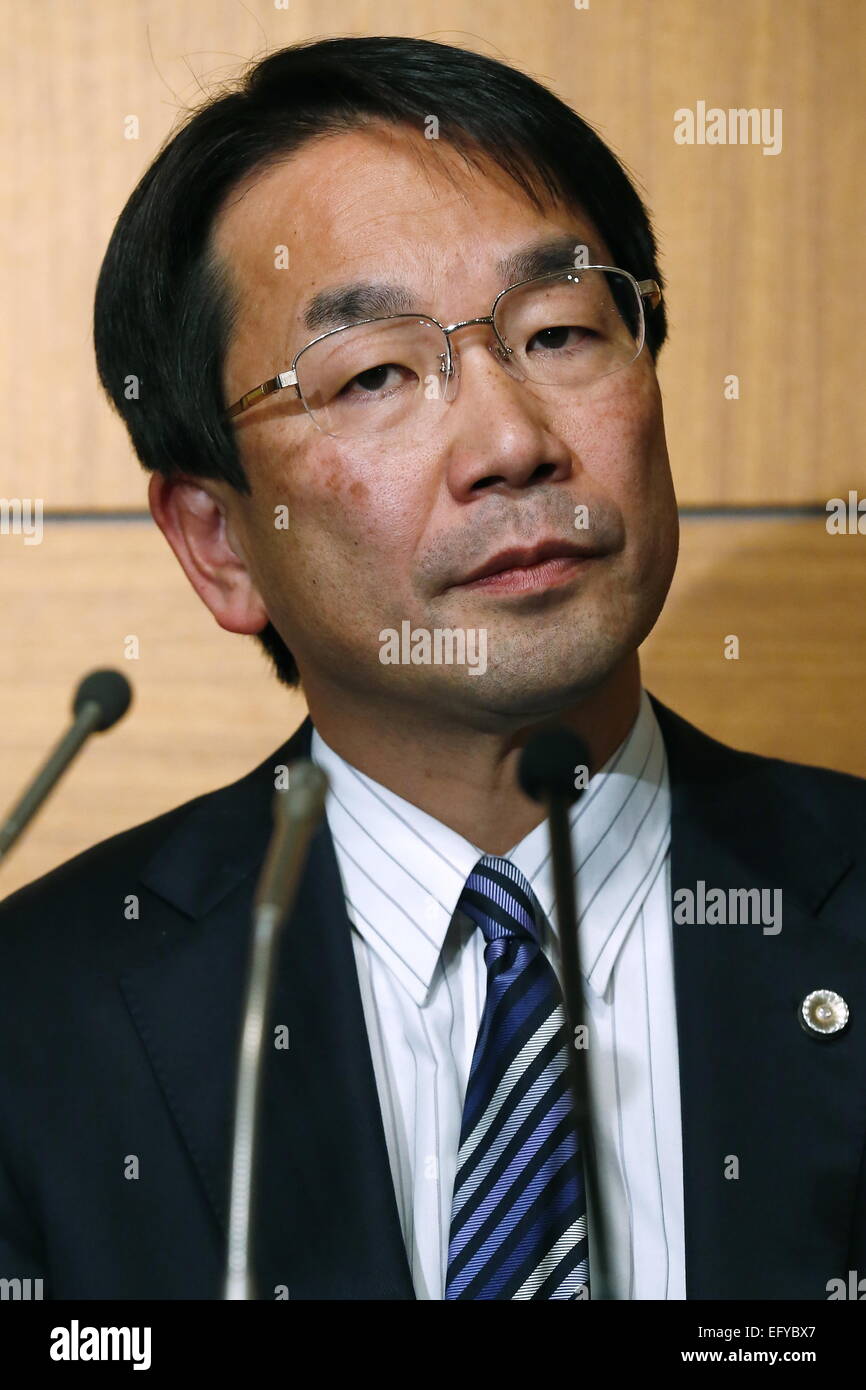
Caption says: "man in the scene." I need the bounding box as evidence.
[1,36,865,1301]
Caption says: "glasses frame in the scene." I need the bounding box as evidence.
[224,265,662,429]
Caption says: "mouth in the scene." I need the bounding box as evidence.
[452,539,605,595]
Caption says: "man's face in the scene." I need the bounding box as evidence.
[211,123,678,726]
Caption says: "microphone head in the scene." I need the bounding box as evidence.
[517,726,591,806]
[72,669,133,731]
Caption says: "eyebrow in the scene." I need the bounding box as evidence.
[300,233,598,333]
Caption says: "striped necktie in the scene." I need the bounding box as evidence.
[444,854,590,1300]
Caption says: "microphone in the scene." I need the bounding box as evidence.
[0,669,133,864]
[224,759,328,1300]
[517,726,611,1296]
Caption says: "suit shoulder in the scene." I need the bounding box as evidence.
[0,742,288,934]
[651,693,866,845]
[757,748,866,804]
[712,727,866,826]
[746,748,866,851]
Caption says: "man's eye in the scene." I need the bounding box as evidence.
[526,325,592,352]
[342,363,411,396]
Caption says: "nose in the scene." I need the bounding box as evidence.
[440,321,575,499]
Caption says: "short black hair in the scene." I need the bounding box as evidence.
[93,35,667,690]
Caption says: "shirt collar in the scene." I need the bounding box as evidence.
[310,687,669,1005]
[509,687,670,997]
[310,730,483,1004]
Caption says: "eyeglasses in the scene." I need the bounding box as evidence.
[225,266,661,439]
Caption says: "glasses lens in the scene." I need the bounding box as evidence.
[494,269,644,388]
[295,316,449,437]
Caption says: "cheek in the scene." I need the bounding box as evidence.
[552,373,674,582]
[597,380,677,581]
[249,433,432,593]
[573,370,668,497]
[303,436,438,558]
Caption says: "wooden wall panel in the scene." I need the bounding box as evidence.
[640,516,866,763]
[1,0,863,507]
[1,516,863,899]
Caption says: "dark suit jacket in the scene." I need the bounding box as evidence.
[1,694,865,1300]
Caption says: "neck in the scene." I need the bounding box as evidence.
[302,654,643,855]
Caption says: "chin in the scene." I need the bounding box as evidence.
[429,653,621,726]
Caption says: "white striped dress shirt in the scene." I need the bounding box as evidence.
[309,687,685,1300]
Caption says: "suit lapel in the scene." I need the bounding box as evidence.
[651,695,865,1298]
[120,719,415,1299]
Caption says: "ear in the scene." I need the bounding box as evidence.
[147,473,269,634]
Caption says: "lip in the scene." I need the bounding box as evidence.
[454,539,604,593]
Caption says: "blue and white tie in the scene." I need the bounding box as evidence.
[444,854,590,1300]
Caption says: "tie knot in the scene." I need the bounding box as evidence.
[457,854,543,945]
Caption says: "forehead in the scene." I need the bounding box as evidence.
[211,124,610,332]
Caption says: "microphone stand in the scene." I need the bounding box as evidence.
[544,787,612,1299]
[223,760,328,1300]
[518,728,612,1298]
